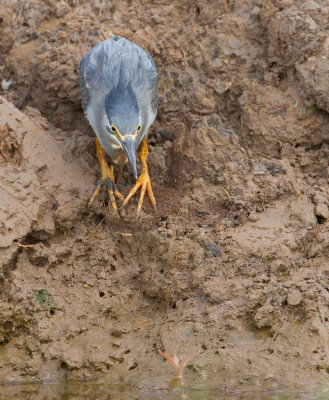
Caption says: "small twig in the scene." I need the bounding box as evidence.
[272,321,283,343]
[15,80,33,110]
[220,186,231,198]
[17,243,34,248]
[95,215,106,229]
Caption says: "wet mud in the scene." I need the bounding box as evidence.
[1,0,329,391]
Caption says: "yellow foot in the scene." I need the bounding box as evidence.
[89,174,124,216]
[121,141,156,220]
[89,138,124,217]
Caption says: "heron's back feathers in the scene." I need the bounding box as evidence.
[79,36,157,115]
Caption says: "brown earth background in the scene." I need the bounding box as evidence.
[1,0,329,393]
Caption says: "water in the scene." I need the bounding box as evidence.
[0,383,328,400]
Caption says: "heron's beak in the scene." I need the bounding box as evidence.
[121,136,138,180]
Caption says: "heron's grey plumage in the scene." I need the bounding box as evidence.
[80,36,158,170]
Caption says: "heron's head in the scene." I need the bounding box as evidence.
[104,85,141,179]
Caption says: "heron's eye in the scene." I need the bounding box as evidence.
[137,125,141,132]
[110,125,117,133]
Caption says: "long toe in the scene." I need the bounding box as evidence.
[136,182,147,220]
[146,180,156,211]
[89,138,124,216]
[89,175,123,217]
[121,141,156,219]
[121,171,156,220]
[89,184,102,207]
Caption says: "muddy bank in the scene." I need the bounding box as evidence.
[1,0,329,391]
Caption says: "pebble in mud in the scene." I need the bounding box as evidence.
[315,203,329,220]
[287,289,303,306]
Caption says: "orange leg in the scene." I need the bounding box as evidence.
[121,140,156,220]
[89,138,124,216]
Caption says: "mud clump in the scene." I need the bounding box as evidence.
[264,0,329,113]
[0,123,23,166]
[1,0,329,391]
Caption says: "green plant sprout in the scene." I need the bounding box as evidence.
[159,350,198,397]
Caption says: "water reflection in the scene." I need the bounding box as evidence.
[0,383,328,400]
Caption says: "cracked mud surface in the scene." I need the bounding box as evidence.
[1,0,329,391]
